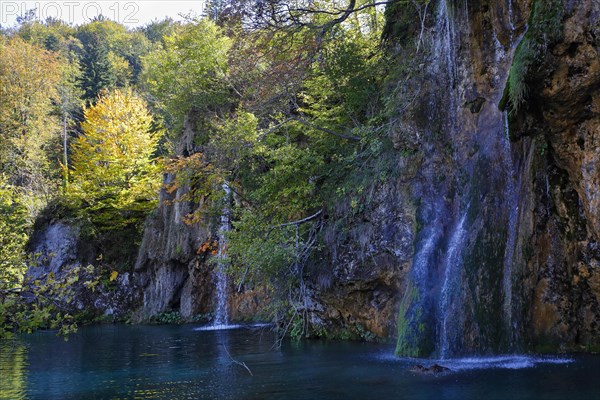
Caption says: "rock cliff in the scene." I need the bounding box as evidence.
[304,0,600,354]
[133,114,267,323]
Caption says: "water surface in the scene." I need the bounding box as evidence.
[0,325,598,399]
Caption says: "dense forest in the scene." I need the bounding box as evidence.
[0,1,396,337]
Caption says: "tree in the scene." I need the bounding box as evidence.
[0,176,29,289]
[76,20,151,100]
[69,88,162,230]
[0,37,63,212]
[18,18,77,52]
[206,3,388,338]
[141,19,232,131]
[139,18,178,43]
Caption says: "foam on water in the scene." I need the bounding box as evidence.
[193,323,271,332]
[439,355,574,370]
[379,354,574,371]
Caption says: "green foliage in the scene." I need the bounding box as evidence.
[75,19,152,100]
[150,311,184,325]
[141,19,232,131]
[193,5,390,339]
[503,0,564,113]
[0,37,63,207]
[0,265,100,339]
[0,178,30,289]
[139,18,179,43]
[17,18,78,55]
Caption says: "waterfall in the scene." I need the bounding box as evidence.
[396,0,463,357]
[395,216,440,357]
[213,182,231,327]
[507,0,515,44]
[434,0,457,138]
[394,0,535,358]
[438,208,469,359]
[501,111,521,347]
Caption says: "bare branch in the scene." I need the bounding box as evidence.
[221,345,254,376]
[271,209,323,230]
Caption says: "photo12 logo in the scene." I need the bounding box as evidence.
[0,1,207,26]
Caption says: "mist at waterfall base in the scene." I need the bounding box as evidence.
[2,325,598,400]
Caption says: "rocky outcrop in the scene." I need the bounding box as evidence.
[27,221,135,319]
[133,114,268,323]
[509,0,600,351]
[307,0,600,354]
[132,173,215,320]
[302,177,414,339]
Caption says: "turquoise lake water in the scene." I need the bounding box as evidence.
[0,324,598,399]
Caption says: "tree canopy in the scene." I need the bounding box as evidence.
[69,88,162,230]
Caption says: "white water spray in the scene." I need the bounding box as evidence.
[439,208,469,359]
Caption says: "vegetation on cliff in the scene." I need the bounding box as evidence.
[0,1,396,337]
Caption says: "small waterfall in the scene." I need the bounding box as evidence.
[501,111,520,344]
[507,0,515,44]
[434,0,458,138]
[396,0,466,358]
[213,182,231,327]
[395,216,440,356]
[438,208,469,359]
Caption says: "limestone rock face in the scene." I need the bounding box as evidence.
[28,223,80,281]
[308,0,600,352]
[27,222,135,318]
[132,172,213,321]
[510,0,600,350]
[133,114,268,323]
[301,177,414,339]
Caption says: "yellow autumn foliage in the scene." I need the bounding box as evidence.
[0,37,63,208]
[69,88,162,228]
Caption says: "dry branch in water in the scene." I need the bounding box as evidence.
[222,345,254,376]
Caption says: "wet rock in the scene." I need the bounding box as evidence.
[410,364,451,374]
[509,0,600,350]
[133,112,269,323]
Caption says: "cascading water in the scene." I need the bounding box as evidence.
[213,182,231,327]
[507,0,515,44]
[397,0,530,358]
[438,207,469,359]
[396,0,463,357]
[501,111,520,342]
[434,0,458,138]
[395,214,441,357]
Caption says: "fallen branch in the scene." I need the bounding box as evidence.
[222,345,254,376]
[266,209,323,238]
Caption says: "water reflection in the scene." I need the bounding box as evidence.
[0,340,28,400]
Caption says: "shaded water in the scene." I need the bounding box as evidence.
[1,325,598,400]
